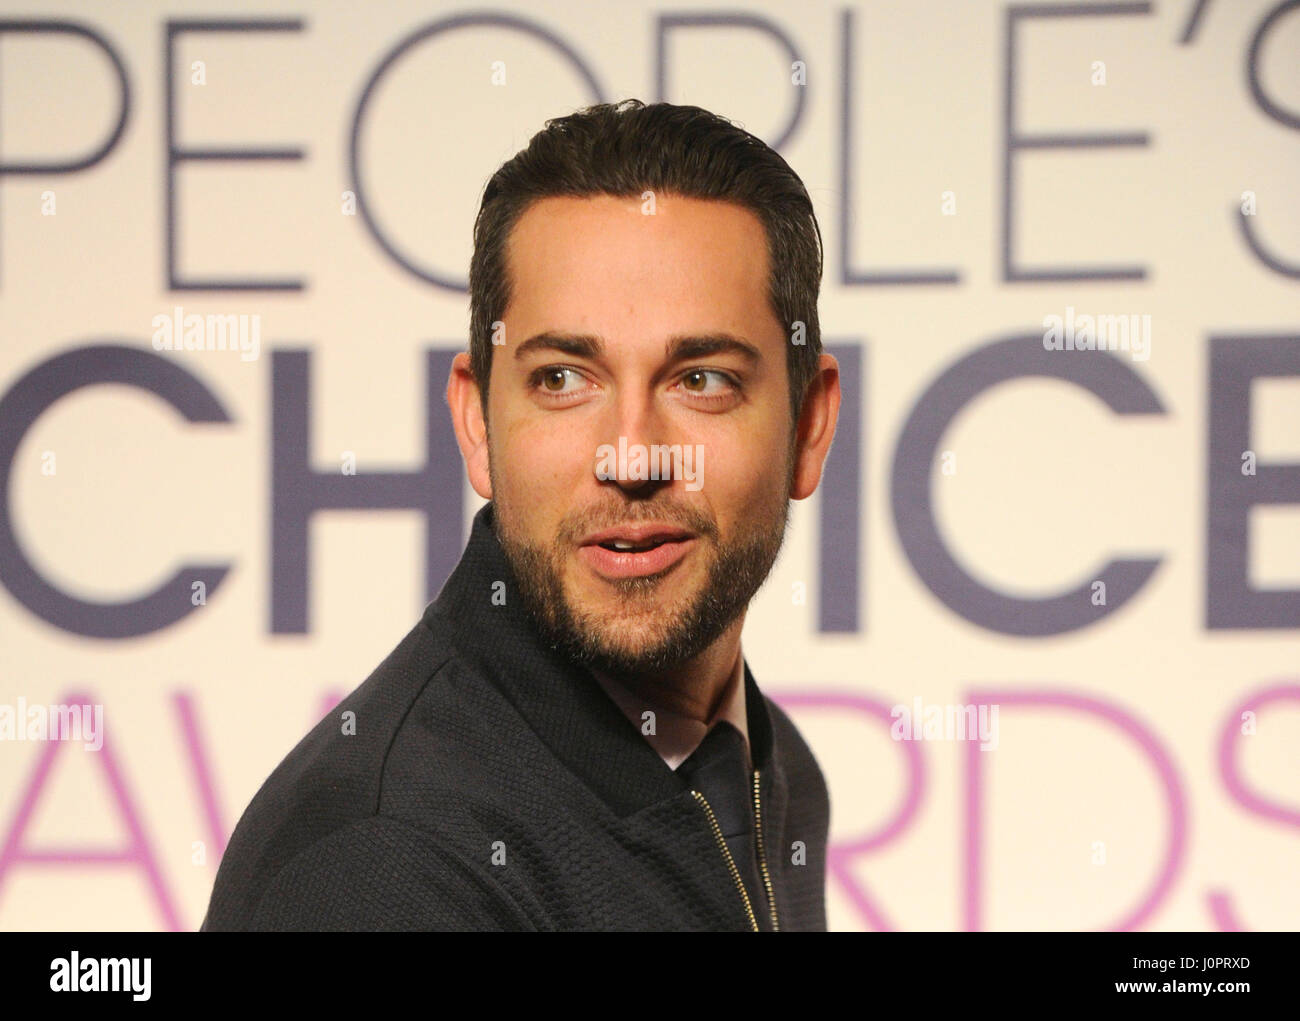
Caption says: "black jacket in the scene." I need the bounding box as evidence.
[202,503,830,931]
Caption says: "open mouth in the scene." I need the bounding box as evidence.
[597,538,672,553]
[577,526,697,579]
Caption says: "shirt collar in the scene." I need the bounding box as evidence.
[590,650,750,772]
[422,502,774,817]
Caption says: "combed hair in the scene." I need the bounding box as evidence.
[468,99,824,424]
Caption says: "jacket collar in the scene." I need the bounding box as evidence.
[423,502,776,817]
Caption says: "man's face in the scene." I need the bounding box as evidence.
[481,193,796,677]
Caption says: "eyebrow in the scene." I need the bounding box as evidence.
[513,331,762,366]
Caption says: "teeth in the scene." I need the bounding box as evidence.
[605,538,664,551]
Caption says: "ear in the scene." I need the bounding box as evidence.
[447,352,492,500]
[790,353,841,501]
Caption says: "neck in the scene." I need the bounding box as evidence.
[601,617,745,725]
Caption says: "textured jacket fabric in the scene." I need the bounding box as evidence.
[202,502,831,931]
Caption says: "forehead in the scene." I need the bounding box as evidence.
[502,193,776,339]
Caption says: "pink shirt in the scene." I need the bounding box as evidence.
[590,650,750,772]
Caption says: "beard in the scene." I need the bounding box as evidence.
[490,447,795,680]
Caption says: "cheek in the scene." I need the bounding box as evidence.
[496,419,595,492]
[698,433,786,516]
[709,416,786,475]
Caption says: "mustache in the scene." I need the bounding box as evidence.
[557,501,719,545]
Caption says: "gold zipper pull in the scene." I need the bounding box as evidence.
[752,770,780,932]
[690,790,759,932]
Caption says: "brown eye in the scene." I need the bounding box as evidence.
[679,369,734,396]
[532,366,589,398]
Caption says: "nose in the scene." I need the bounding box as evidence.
[594,389,674,495]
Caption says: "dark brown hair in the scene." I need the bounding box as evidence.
[468,99,824,424]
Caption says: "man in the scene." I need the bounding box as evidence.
[202,99,841,931]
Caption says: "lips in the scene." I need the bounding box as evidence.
[579,524,695,551]
[577,523,697,579]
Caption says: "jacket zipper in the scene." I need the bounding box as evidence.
[752,770,781,932]
[690,790,759,931]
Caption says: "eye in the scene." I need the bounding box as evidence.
[678,368,738,397]
[532,366,588,395]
